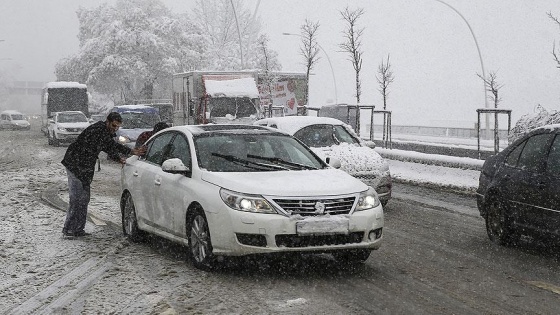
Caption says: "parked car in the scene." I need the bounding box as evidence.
[477,124,560,245]
[0,110,31,130]
[111,105,160,149]
[47,111,90,146]
[254,116,392,206]
[120,124,384,270]
[89,113,106,123]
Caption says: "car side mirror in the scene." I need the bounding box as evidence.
[162,158,191,175]
[48,119,55,124]
[325,157,341,169]
[362,140,376,149]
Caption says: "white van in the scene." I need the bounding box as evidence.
[0,110,31,130]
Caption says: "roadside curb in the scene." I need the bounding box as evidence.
[376,148,484,171]
[41,183,121,232]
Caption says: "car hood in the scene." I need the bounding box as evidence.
[11,119,30,125]
[310,144,390,176]
[117,128,151,141]
[200,168,368,196]
[57,122,89,128]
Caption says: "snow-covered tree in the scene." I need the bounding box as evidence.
[191,0,279,71]
[299,19,321,109]
[56,0,207,104]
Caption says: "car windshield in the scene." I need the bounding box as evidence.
[11,114,25,120]
[294,124,360,147]
[194,133,325,172]
[58,113,88,123]
[120,112,160,129]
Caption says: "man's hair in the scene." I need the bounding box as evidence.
[153,122,170,133]
[106,112,123,123]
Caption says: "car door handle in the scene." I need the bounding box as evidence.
[154,178,161,186]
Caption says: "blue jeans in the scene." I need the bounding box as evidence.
[62,168,91,233]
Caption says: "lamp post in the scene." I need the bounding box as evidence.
[433,0,489,133]
[230,0,244,69]
[282,32,338,105]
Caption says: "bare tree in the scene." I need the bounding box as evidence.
[477,71,503,108]
[548,12,560,68]
[339,6,365,134]
[376,54,394,110]
[257,34,277,117]
[299,19,321,110]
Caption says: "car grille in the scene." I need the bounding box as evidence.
[353,174,379,185]
[275,232,364,247]
[66,128,83,132]
[272,197,355,216]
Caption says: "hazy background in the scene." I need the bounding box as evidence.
[1,0,559,127]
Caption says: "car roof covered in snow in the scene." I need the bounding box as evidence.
[168,124,289,137]
[254,116,348,135]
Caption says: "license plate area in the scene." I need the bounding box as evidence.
[295,217,349,235]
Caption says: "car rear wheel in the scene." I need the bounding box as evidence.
[122,193,146,242]
[485,195,519,245]
[187,210,215,270]
[332,249,372,264]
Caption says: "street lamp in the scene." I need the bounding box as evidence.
[230,0,244,69]
[282,32,338,105]
[434,0,490,131]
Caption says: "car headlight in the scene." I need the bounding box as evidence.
[57,126,67,132]
[355,187,380,211]
[220,188,277,214]
[118,135,130,144]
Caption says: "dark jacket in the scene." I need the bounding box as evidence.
[61,121,131,186]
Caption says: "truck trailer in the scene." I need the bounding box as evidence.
[172,71,307,125]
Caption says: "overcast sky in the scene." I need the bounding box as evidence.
[1,0,559,127]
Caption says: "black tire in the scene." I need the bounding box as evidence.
[47,132,53,145]
[187,210,215,270]
[121,193,146,242]
[381,200,388,208]
[485,194,519,245]
[52,133,60,147]
[333,249,372,264]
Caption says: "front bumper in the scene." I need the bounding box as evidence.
[207,204,384,256]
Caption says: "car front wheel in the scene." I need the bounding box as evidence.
[121,193,146,242]
[485,195,518,245]
[187,210,215,270]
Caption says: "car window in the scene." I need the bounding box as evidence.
[333,125,359,144]
[168,134,191,168]
[505,141,526,167]
[195,133,325,172]
[547,135,560,175]
[58,113,88,123]
[516,133,551,172]
[144,132,175,165]
[294,125,337,147]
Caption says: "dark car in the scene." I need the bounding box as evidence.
[476,124,560,245]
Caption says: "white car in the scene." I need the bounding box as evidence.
[47,111,90,146]
[255,116,392,206]
[121,124,384,270]
[0,110,31,130]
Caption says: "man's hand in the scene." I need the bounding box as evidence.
[131,145,147,156]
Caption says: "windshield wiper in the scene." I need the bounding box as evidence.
[246,154,318,170]
[211,153,287,171]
